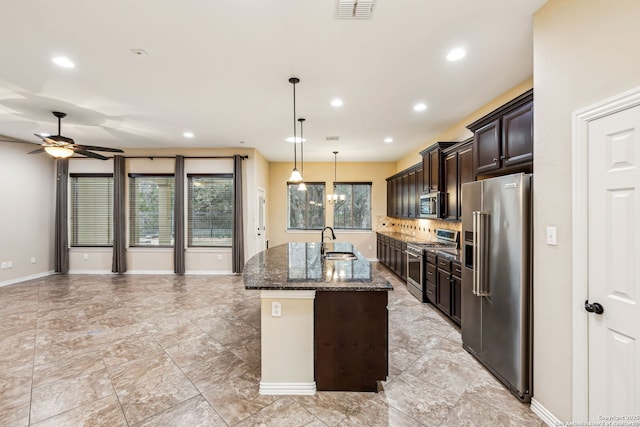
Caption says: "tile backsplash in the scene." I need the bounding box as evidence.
[375,215,462,242]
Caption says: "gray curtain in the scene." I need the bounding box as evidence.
[112,155,127,273]
[174,155,185,274]
[54,159,69,273]
[232,155,244,273]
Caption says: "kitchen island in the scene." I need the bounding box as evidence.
[243,241,393,395]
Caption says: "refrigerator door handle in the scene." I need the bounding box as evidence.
[472,211,478,295]
[476,211,490,297]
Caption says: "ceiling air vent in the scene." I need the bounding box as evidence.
[336,0,376,20]
[326,136,340,141]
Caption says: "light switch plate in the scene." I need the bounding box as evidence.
[546,227,557,246]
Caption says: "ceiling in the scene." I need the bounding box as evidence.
[0,0,546,163]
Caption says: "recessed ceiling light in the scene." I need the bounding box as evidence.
[446,47,466,61]
[39,132,51,137]
[183,132,194,138]
[330,98,344,107]
[52,56,75,68]
[413,103,427,112]
[384,137,393,143]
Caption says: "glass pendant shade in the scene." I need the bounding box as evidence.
[289,168,303,183]
[44,146,74,158]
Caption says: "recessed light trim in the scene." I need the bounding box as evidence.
[384,137,393,143]
[413,103,427,112]
[183,132,194,138]
[330,98,344,107]
[52,56,75,68]
[446,47,466,61]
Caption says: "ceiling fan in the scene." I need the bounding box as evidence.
[26,111,124,160]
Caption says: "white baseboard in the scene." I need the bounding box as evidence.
[68,270,113,274]
[0,270,54,288]
[185,270,234,275]
[125,270,176,275]
[531,398,563,427]
[259,382,316,395]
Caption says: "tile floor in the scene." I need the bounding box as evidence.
[0,264,544,426]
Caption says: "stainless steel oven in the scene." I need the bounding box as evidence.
[406,243,426,302]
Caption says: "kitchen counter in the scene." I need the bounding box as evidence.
[243,241,393,291]
[243,241,391,394]
[376,231,461,263]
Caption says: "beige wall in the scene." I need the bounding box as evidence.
[532,0,640,421]
[396,79,534,172]
[0,141,55,285]
[267,161,397,259]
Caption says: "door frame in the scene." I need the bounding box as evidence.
[257,187,266,252]
[571,85,640,420]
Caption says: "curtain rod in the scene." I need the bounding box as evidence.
[70,155,249,160]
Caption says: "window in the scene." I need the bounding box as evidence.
[70,174,114,246]
[333,182,372,230]
[288,183,325,230]
[129,175,175,247]
[187,174,233,247]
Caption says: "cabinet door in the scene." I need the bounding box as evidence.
[444,152,458,220]
[436,269,451,315]
[386,180,393,217]
[422,153,430,192]
[400,243,407,281]
[394,177,402,217]
[407,171,416,218]
[457,144,474,220]
[429,149,441,191]
[502,101,533,168]
[474,119,501,175]
[452,274,462,325]
[401,174,410,218]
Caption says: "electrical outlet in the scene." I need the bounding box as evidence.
[217,254,223,261]
[7,261,12,268]
[271,301,282,317]
[368,245,372,250]
[83,253,89,260]
[1,262,7,269]
[30,257,36,264]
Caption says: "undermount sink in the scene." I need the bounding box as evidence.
[323,251,358,261]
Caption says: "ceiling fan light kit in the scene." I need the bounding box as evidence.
[17,111,126,160]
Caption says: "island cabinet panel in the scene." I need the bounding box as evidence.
[314,291,388,392]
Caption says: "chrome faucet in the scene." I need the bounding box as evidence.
[321,226,336,255]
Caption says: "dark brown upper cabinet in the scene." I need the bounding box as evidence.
[385,163,422,219]
[442,138,473,221]
[467,89,533,178]
[420,142,457,193]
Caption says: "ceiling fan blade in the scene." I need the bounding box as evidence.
[74,149,109,160]
[28,148,45,154]
[74,144,124,153]
[49,135,75,144]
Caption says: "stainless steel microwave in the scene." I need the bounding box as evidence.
[419,192,443,219]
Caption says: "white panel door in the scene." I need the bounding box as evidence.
[588,104,640,418]
[257,188,266,252]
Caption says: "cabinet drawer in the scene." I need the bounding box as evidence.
[437,257,451,272]
[452,262,462,278]
[426,252,437,265]
[426,264,437,284]
[425,282,436,303]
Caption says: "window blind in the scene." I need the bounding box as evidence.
[129,174,175,247]
[187,174,233,247]
[70,174,114,246]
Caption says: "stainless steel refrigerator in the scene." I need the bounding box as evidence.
[461,173,532,402]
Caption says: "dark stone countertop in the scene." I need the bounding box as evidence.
[377,231,462,263]
[243,242,393,291]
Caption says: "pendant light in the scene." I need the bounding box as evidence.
[288,77,303,183]
[298,117,307,191]
[327,151,346,203]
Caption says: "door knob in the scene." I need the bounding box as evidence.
[584,300,604,315]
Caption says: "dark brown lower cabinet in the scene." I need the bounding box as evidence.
[314,291,388,392]
[452,269,462,325]
[436,268,452,316]
[429,255,462,326]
